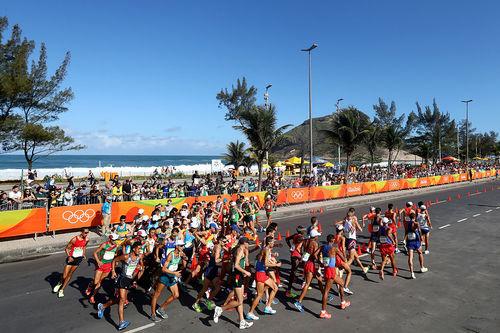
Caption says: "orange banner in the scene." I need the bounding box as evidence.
[345,183,363,197]
[0,208,47,238]
[49,204,103,231]
[285,188,310,204]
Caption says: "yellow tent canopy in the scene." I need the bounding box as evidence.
[285,156,302,164]
[273,161,284,167]
[262,164,271,169]
[323,162,334,167]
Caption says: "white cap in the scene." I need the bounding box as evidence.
[138,208,144,214]
[407,201,413,206]
[109,233,119,240]
[152,215,160,222]
[420,205,427,210]
[382,217,390,224]
[230,201,236,206]
[267,195,271,199]
[142,215,149,222]
[137,229,147,237]
[190,219,200,229]
[370,206,375,212]
[310,229,322,238]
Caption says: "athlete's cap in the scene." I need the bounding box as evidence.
[137,229,147,237]
[175,239,185,246]
[209,222,219,230]
[190,220,200,229]
[138,208,144,214]
[420,205,427,210]
[335,224,344,231]
[231,224,241,233]
[223,198,228,203]
[152,215,160,222]
[267,195,271,199]
[310,229,322,238]
[370,206,375,212]
[381,217,390,224]
[142,215,149,222]
[407,201,413,206]
[230,201,236,206]
[296,225,307,232]
[109,233,119,240]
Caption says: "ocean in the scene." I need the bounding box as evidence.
[0,155,222,169]
[0,155,226,181]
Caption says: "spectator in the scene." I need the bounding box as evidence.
[101,196,112,235]
[8,185,22,208]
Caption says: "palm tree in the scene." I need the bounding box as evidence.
[383,124,406,176]
[364,123,381,170]
[234,105,291,191]
[223,141,248,174]
[322,107,370,174]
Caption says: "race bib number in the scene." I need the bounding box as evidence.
[407,232,417,241]
[169,264,178,272]
[185,241,193,248]
[302,252,310,262]
[372,225,380,232]
[103,251,115,260]
[322,257,330,266]
[379,236,388,244]
[125,263,137,277]
[231,214,236,220]
[72,247,84,258]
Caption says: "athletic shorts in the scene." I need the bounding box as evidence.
[255,271,269,283]
[159,273,178,287]
[231,272,244,289]
[66,256,83,266]
[370,233,379,243]
[97,262,113,273]
[335,255,344,268]
[116,276,133,290]
[407,240,421,251]
[304,260,317,274]
[244,215,253,223]
[266,212,272,217]
[380,244,395,257]
[324,266,336,280]
[346,238,357,252]
[204,266,219,281]
[421,228,430,235]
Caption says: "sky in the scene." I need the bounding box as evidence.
[3,0,499,155]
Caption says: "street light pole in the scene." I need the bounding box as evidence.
[335,98,343,166]
[264,84,272,109]
[301,43,318,175]
[461,99,473,165]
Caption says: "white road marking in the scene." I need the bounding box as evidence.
[124,323,155,333]
[496,207,500,210]
[485,209,492,213]
[457,218,468,223]
[473,213,481,218]
[470,192,481,196]
[439,224,451,229]
[434,200,447,204]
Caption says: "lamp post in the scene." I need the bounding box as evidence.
[264,84,272,109]
[335,98,343,166]
[301,43,318,174]
[461,99,473,165]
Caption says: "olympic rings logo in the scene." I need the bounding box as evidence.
[62,209,96,224]
[347,186,362,193]
[290,191,304,199]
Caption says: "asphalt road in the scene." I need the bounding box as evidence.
[1,180,499,333]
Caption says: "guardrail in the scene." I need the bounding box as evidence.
[0,170,496,239]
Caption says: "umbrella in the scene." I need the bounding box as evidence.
[442,156,459,163]
[323,162,334,168]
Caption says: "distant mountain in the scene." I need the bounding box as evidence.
[272,115,336,159]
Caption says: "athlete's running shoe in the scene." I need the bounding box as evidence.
[150,315,161,323]
[213,306,223,323]
[293,301,304,313]
[319,310,332,319]
[340,301,351,310]
[424,250,430,255]
[343,287,354,295]
[264,307,276,315]
[118,320,130,331]
[411,272,416,279]
[395,248,401,254]
[156,307,168,319]
[85,285,92,296]
[57,289,64,298]
[362,267,369,274]
[52,282,62,293]
[204,300,215,311]
[192,302,202,313]
[285,290,298,298]
[89,296,95,304]
[245,312,259,321]
[420,267,428,273]
[239,320,253,330]
[392,268,398,277]
[97,303,104,319]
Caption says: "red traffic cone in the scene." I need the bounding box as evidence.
[357,245,362,256]
[467,192,471,197]
[320,208,324,214]
[286,230,290,238]
[318,223,322,232]
[476,189,479,194]
[397,220,401,228]
[483,187,487,193]
[435,197,439,203]
[277,232,282,241]
[447,196,452,202]
[361,243,368,253]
